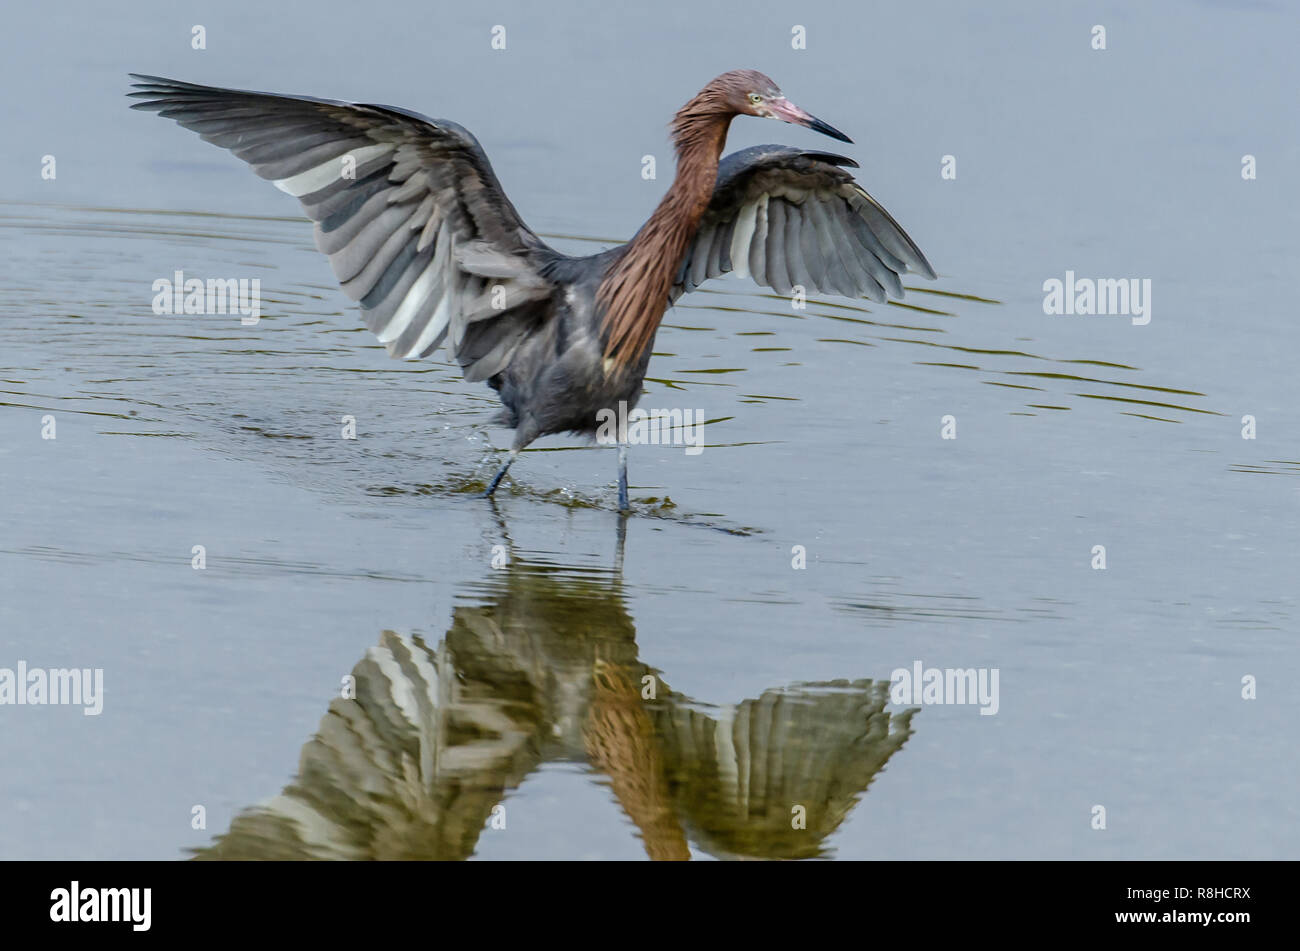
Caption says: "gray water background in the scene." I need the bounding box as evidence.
[0,0,1296,858]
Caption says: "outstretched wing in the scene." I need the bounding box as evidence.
[672,145,935,303]
[129,75,558,381]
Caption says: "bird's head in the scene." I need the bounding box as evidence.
[712,69,853,143]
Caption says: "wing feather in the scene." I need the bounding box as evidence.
[670,145,935,305]
[130,74,557,380]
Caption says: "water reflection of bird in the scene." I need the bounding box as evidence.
[130,69,934,509]
[194,531,917,860]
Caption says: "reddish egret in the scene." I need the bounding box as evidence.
[130,69,935,510]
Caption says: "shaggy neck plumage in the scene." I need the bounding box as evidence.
[597,91,734,368]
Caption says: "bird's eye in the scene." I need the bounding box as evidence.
[748,93,763,105]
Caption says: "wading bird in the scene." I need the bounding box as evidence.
[130,69,935,510]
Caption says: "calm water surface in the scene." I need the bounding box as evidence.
[1,0,1297,858]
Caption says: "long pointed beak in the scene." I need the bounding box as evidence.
[767,97,853,144]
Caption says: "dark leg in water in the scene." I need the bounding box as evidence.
[614,506,628,574]
[617,444,629,512]
[483,449,518,498]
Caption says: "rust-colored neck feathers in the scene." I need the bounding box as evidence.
[597,83,737,369]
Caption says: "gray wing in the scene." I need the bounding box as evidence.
[672,145,936,303]
[129,75,557,381]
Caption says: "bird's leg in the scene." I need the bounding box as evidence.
[617,444,629,512]
[482,449,518,498]
[614,506,628,575]
[486,493,512,540]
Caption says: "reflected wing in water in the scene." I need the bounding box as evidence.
[651,681,916,859]
[195,557,917,860]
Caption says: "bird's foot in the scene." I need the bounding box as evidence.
[616,444,629,512]
[482,451,517,498]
